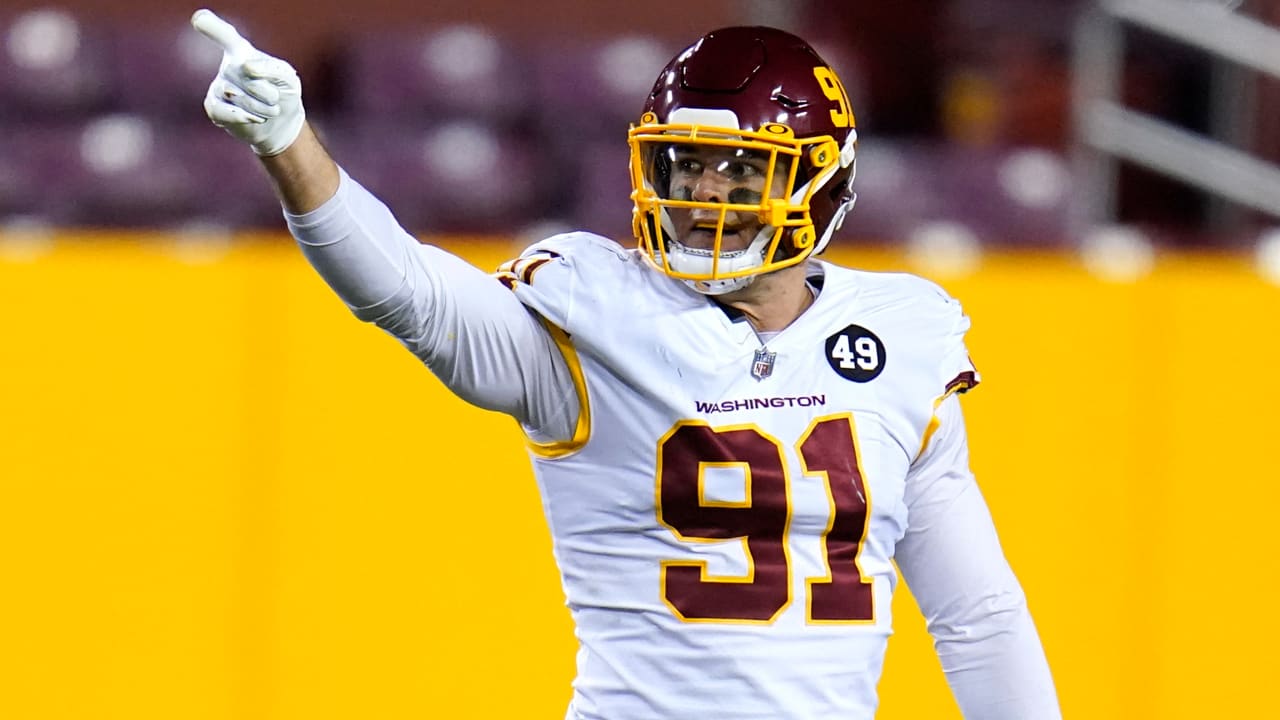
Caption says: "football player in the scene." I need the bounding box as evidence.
[193,8,1061,718]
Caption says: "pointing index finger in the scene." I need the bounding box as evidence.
[191,9,253,55]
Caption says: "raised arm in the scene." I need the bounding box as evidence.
[190,9,579,442]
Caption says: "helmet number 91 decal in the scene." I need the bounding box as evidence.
[813,67,854,128]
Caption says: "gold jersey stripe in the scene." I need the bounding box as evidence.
[524,317,591,459]
[914,372,979,462]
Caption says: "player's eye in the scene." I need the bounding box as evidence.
[673,157,703,175]
[723,161,760,181]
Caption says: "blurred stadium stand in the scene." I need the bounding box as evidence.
[0,7,112,121]
[0,0,1276,251]
[336,118,546,233]
[337,25,533,127]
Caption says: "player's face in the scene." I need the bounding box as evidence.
[662,144,790,252]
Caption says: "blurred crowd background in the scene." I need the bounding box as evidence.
[0,0,1277,254]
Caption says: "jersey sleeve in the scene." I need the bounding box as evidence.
[284,168,578,443]
[490,233,634,456]
[897,395,1061,719]
[931,284,980,397]
[495,231,636,334]
[904,280,980,462]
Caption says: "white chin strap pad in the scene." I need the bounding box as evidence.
[688,274,756,295]
[661,210,774,295]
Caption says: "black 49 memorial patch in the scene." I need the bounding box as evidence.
[824,325,886,382]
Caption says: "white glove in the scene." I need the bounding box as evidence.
[191,9,305,157]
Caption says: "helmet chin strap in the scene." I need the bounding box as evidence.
[658,208,774,295]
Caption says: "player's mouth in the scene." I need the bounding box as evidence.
[684,221,753,250]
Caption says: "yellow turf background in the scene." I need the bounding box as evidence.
[1,233,1276,718]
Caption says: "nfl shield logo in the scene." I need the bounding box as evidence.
[751,347,777,380]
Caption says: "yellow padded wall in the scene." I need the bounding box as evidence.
[0,235,1275,719]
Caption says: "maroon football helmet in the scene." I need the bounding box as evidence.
[628,26,858,294]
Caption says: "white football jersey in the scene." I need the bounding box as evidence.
[286,172,1058,720]
[503,232,977,720]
